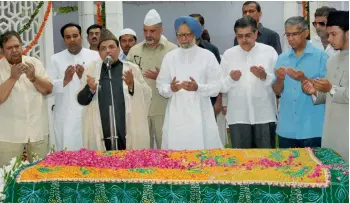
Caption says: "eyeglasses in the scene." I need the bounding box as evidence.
[236,32,254,40]
[176,32,193,38]
[284,29,306,37]
[312,21,326,27]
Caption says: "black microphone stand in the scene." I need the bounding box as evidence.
[106,60,118,150]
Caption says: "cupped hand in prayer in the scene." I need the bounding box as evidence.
[123,69,134,89]
[229,70,242,81]
[250,65,267,81]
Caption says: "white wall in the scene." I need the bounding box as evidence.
[123,1,285,54]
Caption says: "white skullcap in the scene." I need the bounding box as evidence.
[144,9,161,26]
[119,28,137,38]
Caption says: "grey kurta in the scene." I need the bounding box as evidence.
[314,49,349,162]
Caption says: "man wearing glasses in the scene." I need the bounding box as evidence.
[272,16,328,148]
[221,16,278,149]
[310,6,338,57]
[156,16,223,150]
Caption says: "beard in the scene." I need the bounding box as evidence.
[178,37,196,49]
[146,37,155,45]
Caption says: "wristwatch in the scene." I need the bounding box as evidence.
[329,85,336,96]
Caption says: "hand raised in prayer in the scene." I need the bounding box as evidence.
[302,80,316,95]
[312,78,332,92]
[20,62,36,82]
[286,68,307,82]
[182,77,198,91]
[64,65,75,87]
[10,63,23,80]
[143,67,160,80]
[250,65,267,81]
[222,106,227,116]
[170,77,182,92]
[75,64,85,79]
[123,69,134,89]
[275,67,287,80]
[87,75,97,92]
[229,70,242,81]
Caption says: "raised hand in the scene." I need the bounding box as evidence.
[170,77,182,92]
[182,77,198,91]
[302,80,316,95]
[312,78,332,92]
[64,65,75,86]
[123,69,134,89]
[229,70,242,81]
[275,67,287,80]
[75,64,85,79]
[286,68,307,82]
[250,65,267,80]
[143,67,160,80]
[86,75,97,92]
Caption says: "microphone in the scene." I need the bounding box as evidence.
[104,56,112,68]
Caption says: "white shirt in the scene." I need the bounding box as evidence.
[221,42,278,125]
[311,36,339,57]
[47,48,100,150]
[156,45,224,150]
[0,56,51,143]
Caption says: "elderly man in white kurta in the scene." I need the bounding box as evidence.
[47,23,100,151]
[157,16,223,150]
[221,16,278,149]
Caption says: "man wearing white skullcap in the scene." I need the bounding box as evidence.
[127,9,177,149]
[118,28,137,61]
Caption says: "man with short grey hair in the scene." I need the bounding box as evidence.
[311,6,338,57]
[272,16,328,148]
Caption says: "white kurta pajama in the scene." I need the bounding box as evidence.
[157,45,224,150]
[80,60,152,151]
[47,48,100,151]
[221,42,278,148]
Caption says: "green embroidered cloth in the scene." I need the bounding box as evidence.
[3,148,348,202]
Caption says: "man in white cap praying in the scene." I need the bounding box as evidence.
[119,28,137,62]
[127,9,177,149]
[156,16,223,150]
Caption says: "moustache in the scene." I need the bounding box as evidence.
[92,37,97,41]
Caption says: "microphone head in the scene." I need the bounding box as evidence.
[104,55,112,66]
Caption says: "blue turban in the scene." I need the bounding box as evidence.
[174,16,203,39]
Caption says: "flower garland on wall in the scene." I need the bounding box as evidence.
[96,2,103,26]
[0,1,52,59]
[302,1,311,40]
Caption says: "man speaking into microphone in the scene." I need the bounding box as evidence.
[77,28,152,151]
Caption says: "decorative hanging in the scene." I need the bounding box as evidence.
[96,2,103,26]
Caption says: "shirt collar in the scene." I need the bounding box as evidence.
[288,40,314,56]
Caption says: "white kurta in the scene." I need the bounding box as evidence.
[221,42,278,125]
[157,45,224,150]
[47,48,100,151]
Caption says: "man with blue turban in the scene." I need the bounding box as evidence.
[156,16,223,150]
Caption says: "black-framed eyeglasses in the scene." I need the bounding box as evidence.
[284,29,306,37]
[312,21,326,27]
